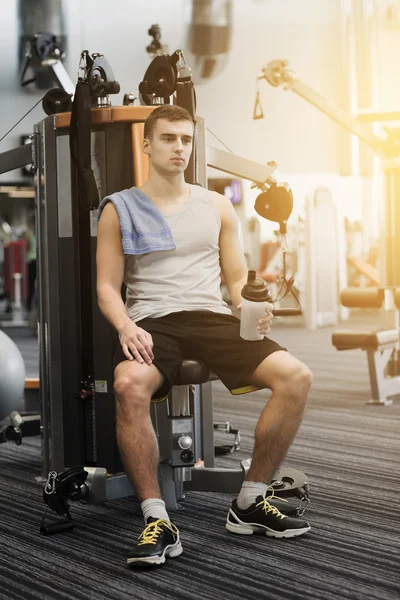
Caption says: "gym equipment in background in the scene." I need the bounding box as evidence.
[20,30,74,114]
[0,48,310,523]
[138,47,197,182]
[256,59,400,404]
[18,0,67,92]
[257,59,400,293]
[182,0,233,84]
[0,330,26,420]
[287,187,348,330]
[20,27,121,118]
[40,462,309,535]
[145,24,169,59]
[0,239,28,327]
[0,330,40,444]
[332,288,400,406]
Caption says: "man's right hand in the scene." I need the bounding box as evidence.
[118,322,154,365]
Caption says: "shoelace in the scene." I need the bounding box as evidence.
[256,487,289,520]
[138,519,179,546]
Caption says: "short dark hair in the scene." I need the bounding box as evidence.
[144,105,196,139]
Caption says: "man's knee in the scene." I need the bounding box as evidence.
[113,365,156,411]
[280,361,312,400]
[266,358,312,403]
[114,374,145,398]
[294,362,312,391]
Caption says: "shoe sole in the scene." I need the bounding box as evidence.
[226,520,311,538]
[127,541,183,567]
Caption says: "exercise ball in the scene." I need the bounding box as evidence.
[0,330,26,420]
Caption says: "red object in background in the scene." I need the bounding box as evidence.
[258,241,280,282]
[220,241,280,286]
[2,240,28,301]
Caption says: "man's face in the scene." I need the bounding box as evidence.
[143,119,194,174]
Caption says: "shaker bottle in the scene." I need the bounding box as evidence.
[240,270,274,340]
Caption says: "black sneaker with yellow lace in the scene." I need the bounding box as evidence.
[226,488,311,538]
[127,518,183,567]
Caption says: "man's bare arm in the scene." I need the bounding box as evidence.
[96,202,132,333]
[96,202,154,364]
[217,193,248,307]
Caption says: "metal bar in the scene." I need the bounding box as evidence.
[169,385,190,416]
[206,146,277,184]
[35,121,51,481]
[43,117,65,472]
[105,473,134,501]
[289,77,385,154]
[199,381,215,468]
[84,468,134,503]
[159,464,180,510]
[190,385,202,463]
[0,144,32,174]
[261,60,387,156]
[356,110,400,123]
[366,349,380,401]
[352,0,376,177]
[196,116,207,187]
[50,60,75,97]
[184,466,244,493]
[57,131,87,467]
[383,169,400,288]
[366,349,394,406]
[337,0,353,175]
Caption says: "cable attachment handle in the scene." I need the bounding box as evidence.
[44,470,58,496]
[294,484,310,517]
[77,50,90,81]
[176,49,192,79]
[253,76,264,120]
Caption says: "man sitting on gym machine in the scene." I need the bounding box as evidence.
[96,104,312,567]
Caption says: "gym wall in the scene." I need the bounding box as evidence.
[2,0,400,186]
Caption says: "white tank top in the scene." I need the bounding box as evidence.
[124,184,232,323]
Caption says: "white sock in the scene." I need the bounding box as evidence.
[141,498,170,525]
[236,481,268,510]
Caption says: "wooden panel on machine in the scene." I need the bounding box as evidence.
[131,122,149,187]
[25,378,40,389]
[54,104,155,186]
[55,106,156,129]
[112,106,155,122]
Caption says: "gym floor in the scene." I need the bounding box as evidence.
[0,315,399,600]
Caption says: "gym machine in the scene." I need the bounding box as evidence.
[20,31,75,114]
[0,329,40,445]
[332,289,400,406]
[0,49,310,534]
[257,59,400,406]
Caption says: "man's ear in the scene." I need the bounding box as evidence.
[142,137,151,156]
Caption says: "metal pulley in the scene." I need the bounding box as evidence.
[42,88,72,115]
[139,52,179,104]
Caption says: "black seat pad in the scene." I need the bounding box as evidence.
[175,359,219,385]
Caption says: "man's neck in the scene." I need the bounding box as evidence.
[140,171,189,201]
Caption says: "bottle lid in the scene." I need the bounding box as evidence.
[241,270,273,302]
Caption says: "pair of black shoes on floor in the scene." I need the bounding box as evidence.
[127,489,311,567]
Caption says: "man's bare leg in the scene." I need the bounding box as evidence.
[113,360,164,502]
[246,353,312,484]
[114,361,183,564]
[227,352,312,537]
[114,360,175,524]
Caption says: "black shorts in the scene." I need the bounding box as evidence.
[112,310,286,400]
